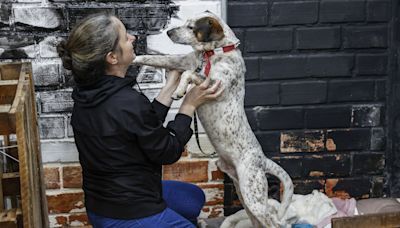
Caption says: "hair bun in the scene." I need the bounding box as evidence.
[57,40,73,70]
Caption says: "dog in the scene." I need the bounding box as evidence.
[133,11,294,227]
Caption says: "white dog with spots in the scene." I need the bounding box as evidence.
[133,11,294,227]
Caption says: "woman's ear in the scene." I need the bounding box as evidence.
[105,51,118,65]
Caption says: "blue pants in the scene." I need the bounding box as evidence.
[87,180,206,228]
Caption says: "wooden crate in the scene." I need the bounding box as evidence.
[0,62,49,228]
[332,211,400,228]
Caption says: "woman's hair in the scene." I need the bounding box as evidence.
[57,13,121,84]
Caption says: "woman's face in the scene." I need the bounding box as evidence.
[114,17,136,67]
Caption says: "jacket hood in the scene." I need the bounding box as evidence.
[72,75,136,107]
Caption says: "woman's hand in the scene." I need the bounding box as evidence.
[179,77,224,117]
[155,70,182,107]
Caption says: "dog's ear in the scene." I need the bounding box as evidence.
[193,17,224,42]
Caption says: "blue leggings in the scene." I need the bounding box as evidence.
[87,180,206,228]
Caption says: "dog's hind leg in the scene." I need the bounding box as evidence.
[218,159,264,228]
[236,162,280,228]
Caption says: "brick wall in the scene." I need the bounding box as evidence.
[0,0,225,227]
[2,0,397,225]
[225,0,393,215]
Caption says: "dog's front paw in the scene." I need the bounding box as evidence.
[171,91,186,100]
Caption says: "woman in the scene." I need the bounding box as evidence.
[57,13,223,228]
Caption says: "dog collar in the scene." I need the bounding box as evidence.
[196,43,239,77]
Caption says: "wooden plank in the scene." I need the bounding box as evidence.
[15,62,46,228]
[2,172,20,179]
[23,62,49,228]
[0,80,18,105]
[0,208,21,228]
[0,62,48,228]
[0,105,15,135]
[0,63,22,80]
[0,209,21,227]
[0,143,3,211]
[332,211,400,228]
[0,104,11,113]
[15,107,32,228]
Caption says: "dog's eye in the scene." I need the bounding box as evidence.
[187,25,194,30]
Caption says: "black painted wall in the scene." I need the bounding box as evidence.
[225,0,396,216]
[389,0,400,197]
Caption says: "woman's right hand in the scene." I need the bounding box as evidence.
[178,77,224,117]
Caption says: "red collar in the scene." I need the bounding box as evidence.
[200,44,237,77]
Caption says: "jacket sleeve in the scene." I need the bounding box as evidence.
[123,96,193,165]
[151,99,169,123]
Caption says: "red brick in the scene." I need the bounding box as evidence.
[281,131,324,153]
[325,178,350,199]
[47,192,84,214]
[55,215,68,226]
[69,213,89,226]
[44,167,60,189]
[163,160,208,182]
[181,145,188,157]
[211,168,224,181]
[202,205,223,218]
[199,183,224,206]
[63,165,82,188]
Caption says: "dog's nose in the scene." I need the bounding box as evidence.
[167,30,173,37]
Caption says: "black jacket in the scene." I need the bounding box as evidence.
[71,75,193,219]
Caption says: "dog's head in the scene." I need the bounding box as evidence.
[167,11,239,51]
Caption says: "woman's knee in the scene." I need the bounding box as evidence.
[162,180,206,218]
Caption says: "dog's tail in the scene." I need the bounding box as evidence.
[266,160,294,220]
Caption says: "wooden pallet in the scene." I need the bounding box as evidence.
[0,62,49,228]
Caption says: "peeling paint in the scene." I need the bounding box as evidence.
[309,171,324,177]
[325,179,351,199]
[311,155,323,159]
[326,138,336,151]
[281,131,324,153]
[69,220,84,226]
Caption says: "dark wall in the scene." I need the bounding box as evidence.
[389,0,400,196]
[225,0,395,215]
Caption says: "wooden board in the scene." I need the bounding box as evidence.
[0,208,22,228]
[332,211,400,228]
[0,63,22,80]
[0,105,15,135]
[0,62,49,228]
[0,80,18,105]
